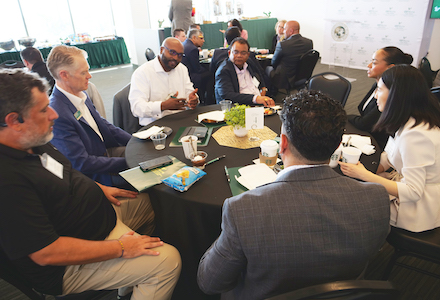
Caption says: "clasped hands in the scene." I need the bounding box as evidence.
[162,89,199,111]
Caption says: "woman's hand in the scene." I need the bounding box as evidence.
[339,161,371,181]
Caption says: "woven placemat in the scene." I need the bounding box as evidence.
[212,126,278,149]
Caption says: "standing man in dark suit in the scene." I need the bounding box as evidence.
[182,29,211,103]
[20,46,55,93]
[270,20,313,90]
[214,37,274,106]
[198,90,390,300]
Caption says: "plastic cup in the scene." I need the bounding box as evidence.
[181,135,198,159]
[202,49,209,58]
[260,140,279,157]
[341,147,362,164]
[219,100,232,112]
[151,133,167,150]
[190,151,208,169]
[329,144,343,168]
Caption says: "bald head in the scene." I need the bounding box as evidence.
[159,37,184,72]
[284,21,300,39]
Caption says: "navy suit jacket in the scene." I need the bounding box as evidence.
[182,39,205,89]
[198,166,390,299]
[271,34,313,89]
[50,87,131,186]
[215,58,266,105]
[348,83,388,150]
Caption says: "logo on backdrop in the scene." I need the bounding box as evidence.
[331,23,349,41]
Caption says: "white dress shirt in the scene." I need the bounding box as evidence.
[233,62,261,103]
[129,57,195,126]
[56,85,103,141]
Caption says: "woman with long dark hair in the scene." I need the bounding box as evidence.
[348,47,413,150]
[340,65,440,232]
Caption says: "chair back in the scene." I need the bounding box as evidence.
[288,49,319,90]
[265,280,399,300]
[112,83,142,134]
[419,57,435,88]
[431,86,440,102]
[306,72,351,107]
[145,48,156,61]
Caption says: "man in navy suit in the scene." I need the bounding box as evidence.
[198,90,390,299]
[47,45,154,235]
[182,29,211,103]
[270,20,313,90]
[214,38,274,106]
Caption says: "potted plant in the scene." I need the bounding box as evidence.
[224,104,250,137]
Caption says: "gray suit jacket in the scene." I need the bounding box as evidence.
[271,34,313,89]
[169,0,193,33]
[198,165,390,300]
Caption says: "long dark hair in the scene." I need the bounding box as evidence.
[381,46,413,65]
[229,19,243,32]
[374,65,440,134]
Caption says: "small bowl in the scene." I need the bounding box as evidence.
[189,151,208,169]
[18,37,36,47]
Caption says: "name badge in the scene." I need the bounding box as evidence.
[74,110,82,120]
[384,136,396,157]
[252,76,260,88]
[40,153,63,179]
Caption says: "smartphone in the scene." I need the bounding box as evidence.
[139,156,173,172]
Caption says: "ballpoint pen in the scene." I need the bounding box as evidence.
[206,154,226,165]
[224,165,230,182]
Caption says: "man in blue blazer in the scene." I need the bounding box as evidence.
[198,90,390,299]
[215,38,274,106]
[47,45,132,187]
[270,20,313,90]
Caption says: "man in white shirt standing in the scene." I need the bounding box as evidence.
[129,37,199,126]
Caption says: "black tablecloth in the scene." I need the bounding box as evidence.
[125,105,380,300]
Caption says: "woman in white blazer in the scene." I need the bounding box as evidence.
[340,65,440,232]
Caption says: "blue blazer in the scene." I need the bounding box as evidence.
[50,87,131,186]
[182,39,204,88]
[215,59,266,105]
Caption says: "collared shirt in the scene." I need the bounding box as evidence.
[277,163,328,179]
[56,85,103,141]
[129,56,195,126]
[233,62,261,103]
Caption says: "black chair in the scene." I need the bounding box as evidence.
[306,72,352,107]
[382,226,440,280]
[419,56,439,89]
[288,49,320,91]
[145,48,156,61]
[265,280,399,300]
[113,83,142,134]
[431,86,440,102]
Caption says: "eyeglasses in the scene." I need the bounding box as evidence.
[164,46,185,58]
[232,50,250,56]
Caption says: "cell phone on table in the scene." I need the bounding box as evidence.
[139,156,173,172]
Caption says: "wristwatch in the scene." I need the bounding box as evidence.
[261,87,268,92]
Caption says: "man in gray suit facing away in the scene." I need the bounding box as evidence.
[197,90,390,300]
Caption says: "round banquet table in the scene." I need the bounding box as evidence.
[125,105,380,300]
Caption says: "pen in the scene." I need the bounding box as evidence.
[206,155,226,165]
[224,165,230,183]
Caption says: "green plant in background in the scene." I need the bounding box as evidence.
[158,19,164,28]
[224,104,250,128]
[263,11,271,17]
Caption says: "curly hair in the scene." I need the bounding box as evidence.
[280,90,347,162]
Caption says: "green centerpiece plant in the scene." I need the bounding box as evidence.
[224,104,250,137]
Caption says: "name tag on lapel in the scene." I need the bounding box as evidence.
[252,76,260,88]
[74,110,82,120]
[384,136,396,157]
[40,153,63,179]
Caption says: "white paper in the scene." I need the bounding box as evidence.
[235,164,277,190]
[245,107,264,130]
[40,153,63,179]
[342,134,375,155]
[197,110,225,123]
[252,158,281,165]
[132,126,164,139]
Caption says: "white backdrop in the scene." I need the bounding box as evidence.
[321,0,434,69]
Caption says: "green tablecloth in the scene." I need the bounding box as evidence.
[0,38,130,69]
[164,18,278,50]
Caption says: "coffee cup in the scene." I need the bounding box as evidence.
[329,144,343,168]
[341,147,362,164]
[181,135,198,159]
[260,140,279,157]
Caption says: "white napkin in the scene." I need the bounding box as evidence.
[132,126,164,139]
[342,134,376,155]
[235,164,277,190]
[197,111,225,123]
[252,158,281,165]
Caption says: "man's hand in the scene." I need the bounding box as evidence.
[255,96,275,107]
[96,182,138,206]
[161,91,187,111]
[186,88,199,110]
[118,231,164,258]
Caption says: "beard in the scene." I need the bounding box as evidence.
[161,55,179,71]
[19,130,54,150]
